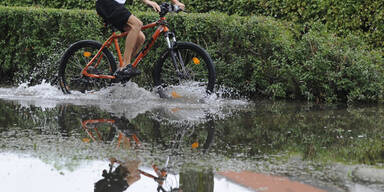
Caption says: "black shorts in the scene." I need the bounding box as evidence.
[96,0,132,32]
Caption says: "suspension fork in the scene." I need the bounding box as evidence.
[165,32,188,78]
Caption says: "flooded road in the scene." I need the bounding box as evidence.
[0,82,383,192]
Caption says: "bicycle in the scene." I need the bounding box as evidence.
[58,3,216,98]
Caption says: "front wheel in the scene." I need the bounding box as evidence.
[153,42,216,98]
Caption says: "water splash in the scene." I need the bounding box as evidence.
[0,81,250,121]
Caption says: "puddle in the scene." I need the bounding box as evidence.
[0,82,383,192]
[0,153,255,192]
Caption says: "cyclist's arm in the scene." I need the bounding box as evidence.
[142,0,161,12]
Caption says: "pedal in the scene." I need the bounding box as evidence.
[113,65,141,83]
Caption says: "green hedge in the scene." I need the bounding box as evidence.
[1,0,383,48]
[0,0,96,10]
[0,6,383,103]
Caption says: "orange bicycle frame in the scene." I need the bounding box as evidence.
[81,17,169,80]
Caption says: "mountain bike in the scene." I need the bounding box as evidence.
[58,2,216,98]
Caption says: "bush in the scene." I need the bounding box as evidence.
[2,0,383,48]
[0,6,383,103]
[0,6,105,84]
[0,0,96,10]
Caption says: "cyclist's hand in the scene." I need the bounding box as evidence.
[143,0,161,12]
[174,1,185,10]
[109,157,117,163]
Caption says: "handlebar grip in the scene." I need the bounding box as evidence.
[173,5,183,13]
[159,2,184,17]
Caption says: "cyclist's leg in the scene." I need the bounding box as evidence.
[122,15,145,69]
[131,31,145,61]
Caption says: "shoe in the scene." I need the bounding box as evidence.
[114,64,141,80]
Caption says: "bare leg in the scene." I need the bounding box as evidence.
[121,15,145,69]
[131,31,145,60]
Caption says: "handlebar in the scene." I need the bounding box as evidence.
[159,3,183,17]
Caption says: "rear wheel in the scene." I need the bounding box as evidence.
[58,40,116,94]
[153,42,216,98]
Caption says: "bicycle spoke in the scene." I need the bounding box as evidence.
[59,41,116,94]
[155,42,214,95]
[182,50,194,80]
[69,59,84,72]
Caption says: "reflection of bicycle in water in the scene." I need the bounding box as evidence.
[81,116,215,192]
[82,118,141,148]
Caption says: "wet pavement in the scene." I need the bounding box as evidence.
[219,171,326,192]
[0,82,383,192]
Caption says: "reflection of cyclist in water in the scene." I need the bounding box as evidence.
[93,116,141,192]
[84,113,214,192]
[94,158,141,192]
